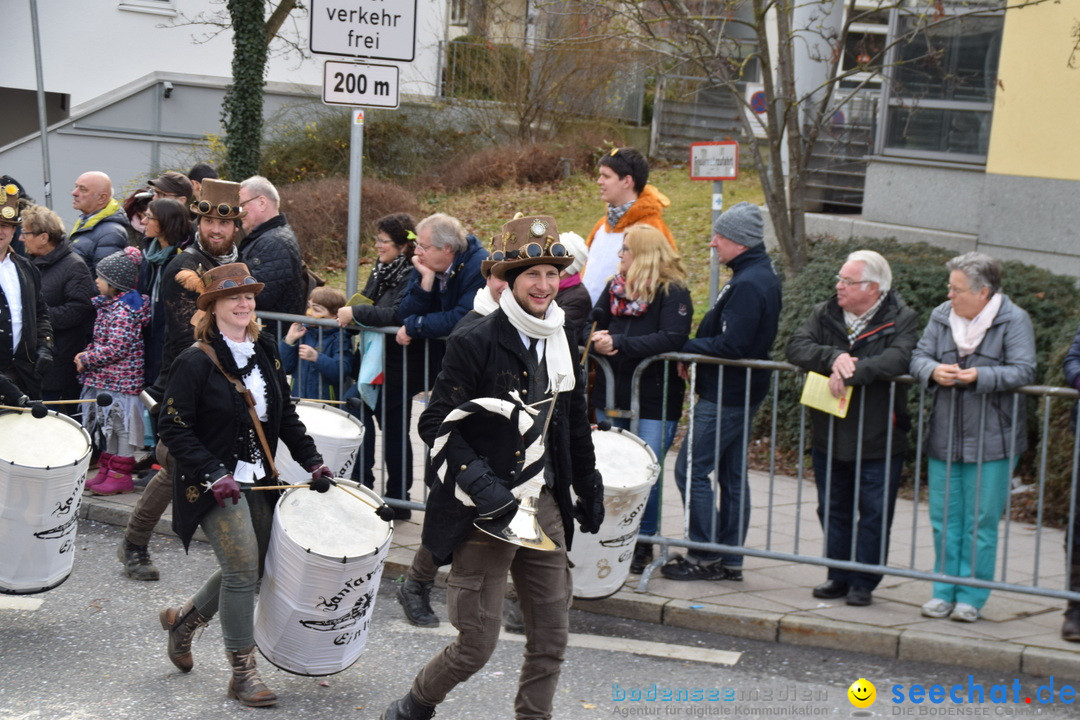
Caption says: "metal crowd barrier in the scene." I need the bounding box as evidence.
[260,310,1080,604]
[624,351,1080,602]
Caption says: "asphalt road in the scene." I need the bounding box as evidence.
[1,521,1075,719]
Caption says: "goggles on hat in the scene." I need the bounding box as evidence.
[195,200,240,216]
[3,184,18,197]
[217,276,260,290]
[490,241,567,263]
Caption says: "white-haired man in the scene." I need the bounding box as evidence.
[785,250,920,606]
[237,176,306,315]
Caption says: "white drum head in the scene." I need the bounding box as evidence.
[0,412,90,468]
[295,403,363,442]
[277,482,391,560]
[591,428,659,494]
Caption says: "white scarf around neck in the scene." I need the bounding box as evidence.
[472,286,500,317]
[499,289,575,394]
[949,292,1003,358]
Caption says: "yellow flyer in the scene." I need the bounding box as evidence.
[799,371,853,419]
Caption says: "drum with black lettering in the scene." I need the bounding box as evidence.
[0,410,92,594]
[254,479,392,675]
[568,427,660,599]
[276,400,364,485]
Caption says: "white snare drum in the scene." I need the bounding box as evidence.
[569,427,660,599]
[276,401,365,485]
[0,410,92,594]
[254,479,392,676]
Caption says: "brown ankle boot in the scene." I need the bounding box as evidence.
[159,600,209,672]
[226,646,277,707]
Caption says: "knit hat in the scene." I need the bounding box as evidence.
[713,202,764,248]
[97,247,143,292]
[559,231,588,276]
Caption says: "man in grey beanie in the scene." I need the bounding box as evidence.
[662,202,782,582]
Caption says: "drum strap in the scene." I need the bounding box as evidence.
[194,341,279,481]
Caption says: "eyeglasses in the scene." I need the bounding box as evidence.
[373,237,393,246]
[195,201,239,216]
[490,242,568,263]
[836,275,868,287]
[144,213,156,221]
[238,195,263,207]
[153,189,183,199]
[218,276,259,289]
[416,242,437,252]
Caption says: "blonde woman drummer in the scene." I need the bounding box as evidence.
[157,263,333,708]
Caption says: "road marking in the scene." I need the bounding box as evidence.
[0,596,43,611]
[420,623,740,666]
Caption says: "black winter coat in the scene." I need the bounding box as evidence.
[785,291,920,461]
[153,243,224,391]
[588,280,692,419]
[417,310,598,565]
[682,245,781,406]
[31,240,95,396]
[159,332,322,549]
[1,252,54,398]
[556,279,592,339]
[239,214,306,316]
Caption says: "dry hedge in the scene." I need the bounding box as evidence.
[279,177,421,270]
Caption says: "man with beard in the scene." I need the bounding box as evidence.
[116,179,246,581]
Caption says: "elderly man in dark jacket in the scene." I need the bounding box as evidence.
[380,215,603,720]
[237,176,306,316]
[663,202,782,583]
[786,250,920,606]
[69,171,130,274]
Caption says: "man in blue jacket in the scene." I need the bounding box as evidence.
[662,202,782,582]
[69,171,130,275]
[395,212,487,373]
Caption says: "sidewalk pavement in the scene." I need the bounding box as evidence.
[83,442,1080,680]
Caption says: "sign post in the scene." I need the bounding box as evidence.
[690,141,739,305]
[309,0,417,296]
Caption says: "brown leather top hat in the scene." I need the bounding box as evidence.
[196,262,264,310]
[190,178,246,220]
[488,214,573,280]
[0,184,21,226]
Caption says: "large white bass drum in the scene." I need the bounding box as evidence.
[276,400,364,485]
[568,427,659,599]
[254,479,392,675]
[0,410,92,594]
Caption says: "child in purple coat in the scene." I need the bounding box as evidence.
[76,247,151,494]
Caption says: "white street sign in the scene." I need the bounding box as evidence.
[310,0,418,62]
[689,141,739,181]
[322,61,400,108]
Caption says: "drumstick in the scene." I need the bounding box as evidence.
[0,403,49,418]
[244,483,396,521]
[580,320,598,366]
[41,393,114,407]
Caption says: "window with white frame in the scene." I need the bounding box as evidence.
[880,5,1002,162]
[449,0,468,26]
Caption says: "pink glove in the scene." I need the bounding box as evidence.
[307,464,336,493]
[211,474,241,507]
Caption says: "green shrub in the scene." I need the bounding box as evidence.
[443,35,527,101]
[767,237,1080,524]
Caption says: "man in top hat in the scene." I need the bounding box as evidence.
[380,214,604,720]
[0,187,53,399]
[237,175,306,316]
[116,178,246,582]
[70,171,130,275]
[581,147,675,305]
[661,202,782,583]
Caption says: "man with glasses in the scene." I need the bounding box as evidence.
[581,147,674,305]
[661,202,781,583]
[786,250,919,606]
[69,171,130,275]
[237,176,306,316]
[117,179,246,582]
[396,213,487,367]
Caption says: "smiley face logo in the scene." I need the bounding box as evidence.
[847,678,876,708]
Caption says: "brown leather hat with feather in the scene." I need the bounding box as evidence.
[175,262,264,313]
